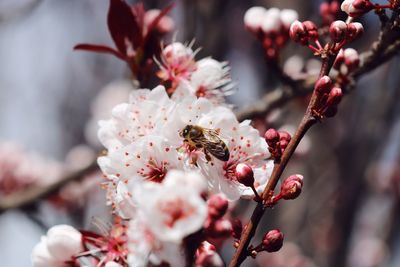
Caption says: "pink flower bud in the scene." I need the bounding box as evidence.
[244,7,266,33]
[289,20,308,45]
[235,163,255,187]
[280,174,304,200]
[347,22,364,41]
[329,20,348,43]
[262,229,284,252]
[327,87,343,106]
[341,0,373,17]
[315,75,332,94]
[343,48,360,70]
[279,131,291,142]
[195,242,224,267]
[208,219,233,238]
[208,194,229,220]
[303,21,319,39]
[265,128,280,144]
[333,49,345,70]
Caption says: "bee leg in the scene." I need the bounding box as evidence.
[204,149,212,163]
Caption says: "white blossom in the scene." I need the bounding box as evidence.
[31,225,82,267]
[135,170,208,243]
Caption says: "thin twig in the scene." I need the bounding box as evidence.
[0,160,98,213]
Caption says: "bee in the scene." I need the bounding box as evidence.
[180,125,230,162]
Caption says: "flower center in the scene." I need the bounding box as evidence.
[143,159,168,183]
[159,198,195,228]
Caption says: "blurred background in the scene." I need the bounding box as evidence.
[0,0,399,266]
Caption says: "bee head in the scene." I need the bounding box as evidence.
[180,125,192,137]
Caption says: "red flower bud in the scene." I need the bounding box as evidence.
[333,49,345,70]
[262,229,284,252]
[195,242,224,267]
[235,163,255,187]
[278,131,291,142]
[347,22,364,41]
[280,174,303,200]
[289,20,308,45]
[208,194,229,220]
[343,48,360,70]
[207,219,232,239]
[303,21,319,39]
[327,87,343,106]
[329,20,348,43]
[315,75,332,94]
[265,128,280,145]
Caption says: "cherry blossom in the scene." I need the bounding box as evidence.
[31,225,83,267]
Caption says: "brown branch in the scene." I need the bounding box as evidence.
[229,53,337,267]
[230,10,400,267]
[0,160,98,213]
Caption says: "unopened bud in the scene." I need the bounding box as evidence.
[343,48,360,70]
[333,49,345,70]
[265,128,280,144]
[303,21,318,39]
[195,242,224,267]
[208,194,229,220]
[315,75,332,94]
[279,131,291,142]
[236,163,255,187]
[341,0,373,17]
[244,7,266,33]
[327,87,343,106]
[347,22,364,40]
[208,219,232,239]
[281,174,304,200]
[262,229,284,252]
[289,20,308,45]
[329,20,348,43]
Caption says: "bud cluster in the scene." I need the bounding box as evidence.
[264,128,292,161]
[289,20,319,46]
[320,1,340,25]
[341,0,396,18]
[334,48,360,74]
[244,7,298,59]
[329,21,364,48]
[290,19,363,54]
[312,75,343,119]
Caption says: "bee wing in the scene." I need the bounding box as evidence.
[201,129,230,161]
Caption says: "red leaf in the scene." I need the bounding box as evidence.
[107,0,142,55]
[74,43,127,60]
[145,3,174,40]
